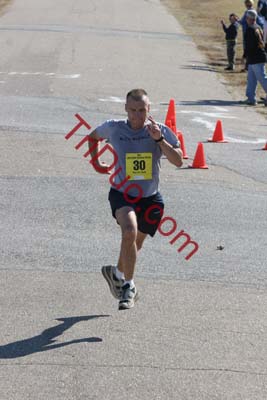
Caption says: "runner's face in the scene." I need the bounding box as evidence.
[125,97,150,130]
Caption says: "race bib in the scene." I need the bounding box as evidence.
[126,152,152,180]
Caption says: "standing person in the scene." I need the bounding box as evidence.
[87,89,183,310]
[239,0,264,71]
[243,10,267,105]
[221,14,239,70]
[257,0,267,47]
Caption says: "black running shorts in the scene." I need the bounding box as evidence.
[108,188,164,237]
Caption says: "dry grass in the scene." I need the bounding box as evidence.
[163,0,266,102]
[0,0,12,16]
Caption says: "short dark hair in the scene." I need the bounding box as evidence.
[229,13,238,19]
[126,88,148,102]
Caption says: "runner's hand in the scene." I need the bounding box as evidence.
[92,161,111,174]
[147,116,162,141]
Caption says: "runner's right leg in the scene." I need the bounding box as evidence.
[101,265,125,299]
[136,231,147,251]
[115,207,138,281]
[117,230,147,269]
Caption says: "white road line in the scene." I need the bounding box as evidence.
[110,96,125,103]
[99,96,125,103]
[98,96,155,104]
[0,81,5,84]
[179,110,236,119]
[0,71,80,79]
[213,106,229,112]
[192,117,214,130]
[57,73,80,79]
[225,136,266,144]
[192,117,265,143]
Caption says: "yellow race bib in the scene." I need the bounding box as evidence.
[126,152,152,180]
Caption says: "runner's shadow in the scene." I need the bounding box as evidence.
[0,315,109,359]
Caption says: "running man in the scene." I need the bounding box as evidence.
[88,89,183,310]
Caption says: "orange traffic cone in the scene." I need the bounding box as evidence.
[262,142,267,150]
[166,119,177,137]
[189,143,208,169]
[208,120,228,143]
[165,99,177,134]
[166,120,172,130]
[177,132,188,159]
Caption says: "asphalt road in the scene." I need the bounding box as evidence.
[0,0,267,399]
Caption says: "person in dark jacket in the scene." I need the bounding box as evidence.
[257,0,267,46]
[239,0,264,70]
[221,14,239,70]
[244,9,267,105]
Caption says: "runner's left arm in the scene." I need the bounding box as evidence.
[147,116,183,167]
[158,139,183,167]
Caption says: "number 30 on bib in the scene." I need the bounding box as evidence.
[126,152,152,180]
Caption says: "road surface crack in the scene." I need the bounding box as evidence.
[0,362,267,376]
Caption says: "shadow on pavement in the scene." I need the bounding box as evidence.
[177,99,243,107]
[160,99,243,107]
[0,315,109,359]
[181,64,218,73]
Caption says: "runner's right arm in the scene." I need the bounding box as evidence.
[88,129,111,174]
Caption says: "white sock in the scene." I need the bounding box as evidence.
[124,279,135,289]
[115,267,124,280]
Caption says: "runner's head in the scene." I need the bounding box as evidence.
[125,89,150,131]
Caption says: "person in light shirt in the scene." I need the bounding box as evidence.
[88,89,183,310]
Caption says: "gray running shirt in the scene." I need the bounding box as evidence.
[96,119,180,197]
